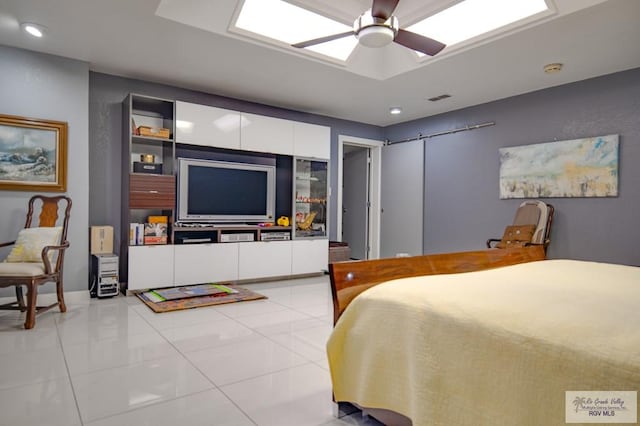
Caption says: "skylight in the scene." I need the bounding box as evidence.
[407,0,548,50]
[234,0,549,62]
[234,0,357,61]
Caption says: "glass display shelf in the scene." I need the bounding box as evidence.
[293,157,328,239]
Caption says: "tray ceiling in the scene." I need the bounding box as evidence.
[0,0,639,125]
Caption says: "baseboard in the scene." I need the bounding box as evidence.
[0,290,90,306]
[125,272,327,294]
[237,272,325,285]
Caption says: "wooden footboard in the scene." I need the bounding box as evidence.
[328,246,546,324]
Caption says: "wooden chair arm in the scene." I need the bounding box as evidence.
[0,240,16,248]
[490,241,547,250]
[522,240,550,252]
[41,241,70,274]
[486,238,501,248]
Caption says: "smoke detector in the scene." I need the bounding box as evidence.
[543,63,563,74]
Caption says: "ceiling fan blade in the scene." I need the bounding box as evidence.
[371,0,400,20]
[292,31,355,49]
[394,29,446,56]
[371,0,400,21]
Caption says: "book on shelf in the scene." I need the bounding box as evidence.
[144,222,168,245]
[148,215,168,224]
[129,223,145,246]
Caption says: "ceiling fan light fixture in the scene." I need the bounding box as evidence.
[357,26,394,47]
[291,1,445,57]
[354,14,398,48]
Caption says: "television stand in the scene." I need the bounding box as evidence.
[129,224,326,290]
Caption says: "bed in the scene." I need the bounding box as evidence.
[327,247,640,426]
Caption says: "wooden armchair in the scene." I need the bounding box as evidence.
[0,195,72,329]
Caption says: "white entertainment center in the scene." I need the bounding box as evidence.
[121,95,330,291]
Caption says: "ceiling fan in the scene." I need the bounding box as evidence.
[292,0,446,56]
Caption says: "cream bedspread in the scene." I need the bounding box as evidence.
[327,260,640,426]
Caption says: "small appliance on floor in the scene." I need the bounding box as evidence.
[90,254,119,298]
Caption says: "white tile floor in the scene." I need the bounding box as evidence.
[0,275,383,426]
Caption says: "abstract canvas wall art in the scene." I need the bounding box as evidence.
[499,134,619,198]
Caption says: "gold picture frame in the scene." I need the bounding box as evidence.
[0,114,67,192]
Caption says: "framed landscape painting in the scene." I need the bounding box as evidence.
[0,114,67,192]
[499,134,619,199]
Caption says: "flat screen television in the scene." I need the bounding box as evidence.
[177,157,276,223]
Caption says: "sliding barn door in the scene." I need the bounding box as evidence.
[380,140,424,258]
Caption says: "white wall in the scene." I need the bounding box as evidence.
[0,46,89,294]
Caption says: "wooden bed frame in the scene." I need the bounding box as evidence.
[328,246,546,324]
[327,246,546,424]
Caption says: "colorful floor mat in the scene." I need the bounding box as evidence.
[147,283,239,301]
[136,284,267,313]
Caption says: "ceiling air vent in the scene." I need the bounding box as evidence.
[427,94,451,102]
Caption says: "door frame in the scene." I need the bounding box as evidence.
[337,135,383,259]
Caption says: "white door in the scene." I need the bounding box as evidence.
[173,243,239,284]
[291,239,329,274]
[128,245,174,290]
[293,122,330,159]
[175,101,241,149]
[240,113,294,155]
[238,241,292,280]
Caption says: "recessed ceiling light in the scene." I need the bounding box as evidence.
[21,23,45,38]
[390,107,402,115]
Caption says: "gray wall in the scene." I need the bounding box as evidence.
[3,45,635,300]
[89,72,383,246]
[384,67,640,266]
[0,45,90,294]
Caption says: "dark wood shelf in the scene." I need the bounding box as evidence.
[174,225,291,232]
[132,135,174,143]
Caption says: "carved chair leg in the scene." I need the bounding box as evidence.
[15,286,27,312]
[24,284,38,329]
[56,278,66,312]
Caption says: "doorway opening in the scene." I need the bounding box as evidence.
[336,135,383,260]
